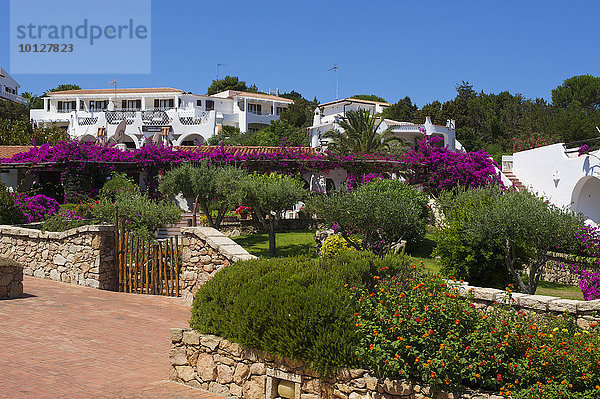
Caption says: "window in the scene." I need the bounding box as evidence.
[196,100,202,107]
[248,103,262,115]
[80,100,85,110]
[122,100,141,110]
[153,99,174,110]
[178,98,182,107]
[57,100,76,112]
[90,100,108,111]
[276,106,285,115]
[205,100,214,111]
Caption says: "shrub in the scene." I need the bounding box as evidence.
[353,269,600,397]
[307,178,428,254]
[434,188,512,288]
[42,209,89,232]
[93,191,181,240]
[321,234,357,258]
[12,193,60,223]
[435,186,584,294]
[190,250,411,375]
[0,183,24,225]
[100,172,140,201]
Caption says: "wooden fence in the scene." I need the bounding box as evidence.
[115,219,182,296]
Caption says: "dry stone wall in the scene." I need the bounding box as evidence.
[450,281,600,328]
[0,225,115,290]
[180,227,255,305]
[170,330,504,399]
[0,260,23,298]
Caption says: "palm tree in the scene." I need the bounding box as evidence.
[21,92,43,109]
[323,109,405,154]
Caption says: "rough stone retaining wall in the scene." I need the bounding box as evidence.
[0,225,116,290]
[451,281,600,328]
[170,330,504,399]
[180,227,255,305]
[0,260,23,298]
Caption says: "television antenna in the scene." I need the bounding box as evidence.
[109,80,118,107]
[328,64,339,100]
[216,63,227,93]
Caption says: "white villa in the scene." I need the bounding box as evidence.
[30,88,294,148]
[308,98,458,151]
[0,67,27,105]
[503,141,600,223]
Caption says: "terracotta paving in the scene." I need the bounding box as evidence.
[0,276,227,399]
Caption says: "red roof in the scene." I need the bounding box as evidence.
[0,146,33,159]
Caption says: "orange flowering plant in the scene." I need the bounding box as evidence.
[352,264,600,397]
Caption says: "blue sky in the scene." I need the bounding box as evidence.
[1,0,599,107]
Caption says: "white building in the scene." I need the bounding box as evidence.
[308,98,457,151]
[503,142,600,223]
[0,67,27,105]
[30,88,294,148]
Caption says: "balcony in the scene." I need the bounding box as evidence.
[1,91,28,105]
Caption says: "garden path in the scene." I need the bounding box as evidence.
[0,276,226,399]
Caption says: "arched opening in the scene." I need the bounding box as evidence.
[107,134,138,149]
[571,176,600,221]
[179,133,205,146]
[79,134,96,143]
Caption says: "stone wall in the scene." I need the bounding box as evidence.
[0,259,23,298]
[451,280,600,328]
[0,225,116,290]
[180,227,255,305]
[170,330,504,399]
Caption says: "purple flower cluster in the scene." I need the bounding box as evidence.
[573,225,600,300]
[345,172,386,189]
[400,137,502,196]
[0,140,403,173]
[578,144,590,157]
[12,193,60,223]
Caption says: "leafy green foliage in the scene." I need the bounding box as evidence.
[351,94,387,103]
[99,172,140,201]
[159,163,247,229]
[436,186,585,294]
[207,125,242,145]
[0,183,24,225]
[380,96,418,122]
[48,84,81,93]
[244,120,307,146]
[307,179,429,253]
[552,74,600,109]
[321,234,357,258]
[206,76,257,95]
[434,189,512,288]
[94,189,181,240]
[354,270,600,397]
[324,109,404,155]
[243,173,306,256]
[190,250,411,375]
[279,91,319,129]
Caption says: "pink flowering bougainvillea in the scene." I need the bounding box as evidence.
[400,137,502,197]
[12,193,60,223]
[573,225,600,300]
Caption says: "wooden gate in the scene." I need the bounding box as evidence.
[115,221,182,296]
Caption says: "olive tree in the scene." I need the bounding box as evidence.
[441,186,584,294]
[307,178,429,254]
[243,173,306,257]
[159,163,247,230]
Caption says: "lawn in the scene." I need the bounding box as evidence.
[233,230,585,300]
[232,230,315,258]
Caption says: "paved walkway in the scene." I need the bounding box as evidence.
[0,276,226,399]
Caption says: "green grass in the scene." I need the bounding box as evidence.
[232,230,585,300]
[232,230,315,258]
[535,280,583,301]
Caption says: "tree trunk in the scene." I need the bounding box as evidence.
[214,202,227,230]
[199,200,215,228]
[504,239,530,293]
[191,195,199,227]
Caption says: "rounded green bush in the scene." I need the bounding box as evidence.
[321,234,357,258]
[190,250,411,375]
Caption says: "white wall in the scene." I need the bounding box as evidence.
[513,143,600,220]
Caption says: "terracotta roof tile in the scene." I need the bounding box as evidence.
[46,88,184,96]
[0,146,33,159]
[222,91,294,103]
[318,98,392,107]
